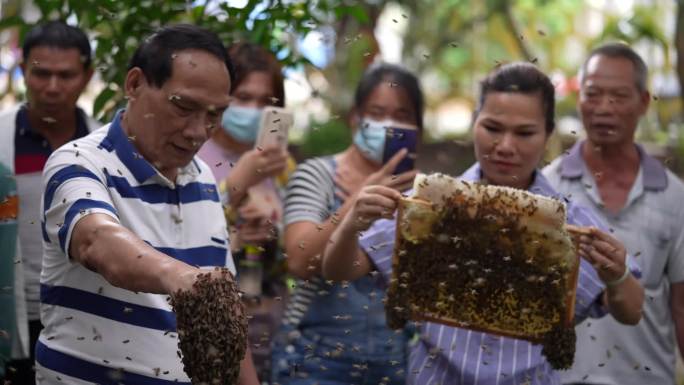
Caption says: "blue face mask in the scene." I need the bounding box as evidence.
[353,118,393,164]
[221,105,263,144]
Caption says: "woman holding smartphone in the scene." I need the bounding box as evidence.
[271,63,423,385]
[197,42,293,381]
[199,42,292,249]
[321,62,644,384]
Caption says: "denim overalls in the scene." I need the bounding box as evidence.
[271,158,408,385]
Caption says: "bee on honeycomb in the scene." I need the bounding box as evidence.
[387,173,581,370]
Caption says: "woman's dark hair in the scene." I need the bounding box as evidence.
[128,24,235,88]
[228,42,285,107]
[23,20,92,68]
[354,63,424,130]
[476,62,556,134]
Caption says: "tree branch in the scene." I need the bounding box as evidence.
[500,0,534,61]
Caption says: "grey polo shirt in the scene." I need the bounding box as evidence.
[543,140,684,385]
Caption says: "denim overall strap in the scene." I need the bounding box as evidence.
[271,156,407,385]
[292,157,394,346]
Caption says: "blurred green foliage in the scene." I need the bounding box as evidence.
[1,0,681,165]
[401,0,673,116]
[0,0,370,122]
[297,118,351,158]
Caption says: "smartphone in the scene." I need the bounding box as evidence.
[255,107,293,150]
[382,126,418,174]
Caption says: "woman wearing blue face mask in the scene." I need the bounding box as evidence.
[199,42,292,208]
[271,63,424,385]
[197,42,294,381]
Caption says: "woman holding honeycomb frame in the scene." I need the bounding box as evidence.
[321,62,644,385]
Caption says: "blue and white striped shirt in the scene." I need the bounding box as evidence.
[359,163,641,385]
[37,111,235,384]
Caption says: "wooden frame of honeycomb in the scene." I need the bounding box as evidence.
[385,173,581,369]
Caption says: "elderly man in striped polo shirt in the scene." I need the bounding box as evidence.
[37,25,258,384]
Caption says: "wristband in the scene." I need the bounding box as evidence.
[605,266,630,287]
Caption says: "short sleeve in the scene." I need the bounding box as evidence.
[358,218,397,284]
[42,150,119,260]
[283,158,334,226]
[541,157,563,186]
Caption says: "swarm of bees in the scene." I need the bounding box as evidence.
[171,268,248,383]
[387,173,580,370]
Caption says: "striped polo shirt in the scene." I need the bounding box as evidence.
[36,111,235,384]
[359,163,641,385]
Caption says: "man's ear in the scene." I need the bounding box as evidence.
[124,67,146,101]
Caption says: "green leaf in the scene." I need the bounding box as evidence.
[191,3,206,22]
[0,15,25,30]
[250,18,269,44]
[34,0,64,15]
[93,87,116,118]
[334,5,370,24]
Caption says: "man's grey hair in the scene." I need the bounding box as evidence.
[578,42,649,92]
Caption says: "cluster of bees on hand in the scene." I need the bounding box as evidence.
[171,267,248,384]
[31,269,248,382]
